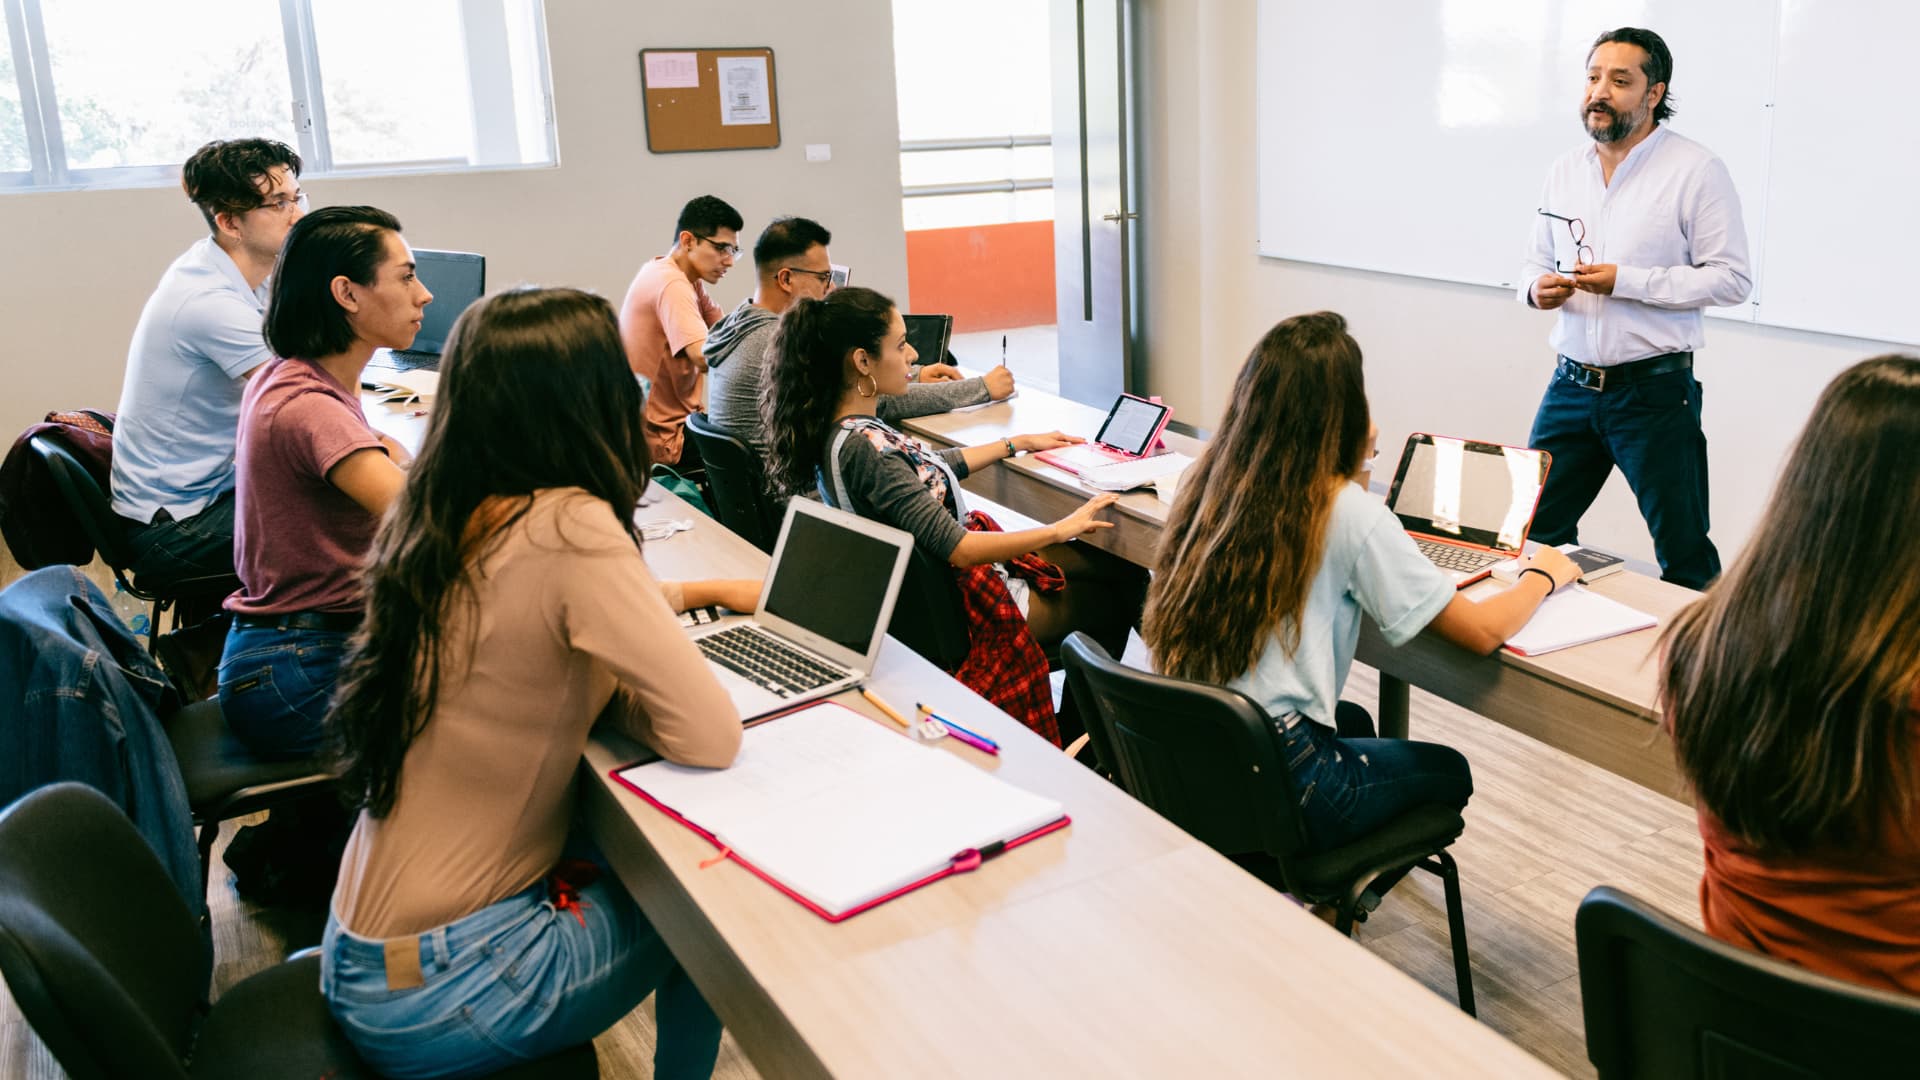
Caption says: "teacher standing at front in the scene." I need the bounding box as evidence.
[1521,27,1751,591]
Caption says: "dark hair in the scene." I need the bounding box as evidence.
[264,205,402,360]
[181,138,302,232]
[675,194,744,241]
[753,216,832,274]
[1591,27,1676,123]
[1143,312,1371,685]
[1660,354,1920,855]
[760,286,896,496]
[328,287,652,818]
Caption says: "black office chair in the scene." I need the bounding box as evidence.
[1576,885,1920,1078]
[0,783,597,1080]
[684,411,780,552]
[1060,632,1476,1014]
[163,699,336,901]
[29,434,235,634]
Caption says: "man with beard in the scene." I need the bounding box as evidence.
[1519,27,1750,590]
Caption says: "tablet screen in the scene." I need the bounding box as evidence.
[1095,395,1169,456]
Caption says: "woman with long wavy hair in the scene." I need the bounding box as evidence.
[760,286,1146,744]
[1142,312,1579,902]
[320,287,756,1079]
[1660,354,1920,994]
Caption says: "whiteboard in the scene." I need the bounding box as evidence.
[1256,0,1920,345]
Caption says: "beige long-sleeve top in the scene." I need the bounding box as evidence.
[332,487,742,939]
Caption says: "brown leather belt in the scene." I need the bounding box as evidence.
[1556,351,1692,392]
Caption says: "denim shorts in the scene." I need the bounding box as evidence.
[216,622,349,760]
[322,865,722,1079]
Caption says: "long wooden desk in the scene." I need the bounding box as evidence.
[363,393,1553,1078]
[901,392,1697,798]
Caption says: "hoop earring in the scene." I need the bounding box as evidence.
[857,374,877,399]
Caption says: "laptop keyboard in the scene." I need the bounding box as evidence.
[1415,538,1504,574]
[696,625,848,698]
[365,349,439,374]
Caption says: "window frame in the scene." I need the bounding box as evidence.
[0,0,556,193]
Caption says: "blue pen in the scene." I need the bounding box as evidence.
[916,704,1000,754]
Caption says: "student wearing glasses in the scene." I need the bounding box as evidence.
[110,139,307,618]
[323,287,749,1078]
[1141,313,1579,910]
[618,194,743,467]
[1660,354,1920,994]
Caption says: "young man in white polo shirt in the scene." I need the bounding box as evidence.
[111,138,307,595]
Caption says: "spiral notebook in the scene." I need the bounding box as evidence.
[1503,586,1658,657]
[611,702,1069,921]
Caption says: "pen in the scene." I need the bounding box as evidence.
[917,704,1000,754]
[1001,334,1008,368]
[860,687,912,731]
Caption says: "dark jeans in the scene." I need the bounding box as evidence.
[1525,364,1720,590]
[216,621,351,760]
[119,489,241,598]
[1277,703,1473,895]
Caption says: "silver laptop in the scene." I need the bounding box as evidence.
[689,498,913,721]
[1384,433,1551,588]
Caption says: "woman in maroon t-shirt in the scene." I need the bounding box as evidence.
[1659,354,1920,995]
[219,205,430,762]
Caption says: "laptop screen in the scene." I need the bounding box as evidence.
[410,250,486,354]
[1385,434,1548,554]
[762,507,903,655]
[903,314,953,367]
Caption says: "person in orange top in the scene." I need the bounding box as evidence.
[617,194,740,467]
[1659,353,1920,995]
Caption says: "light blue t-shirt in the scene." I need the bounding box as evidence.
[1226,482,1456,727]
[109,238,272,522]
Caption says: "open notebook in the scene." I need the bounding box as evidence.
[611,702,1068,921]
[1504,586,1658,657]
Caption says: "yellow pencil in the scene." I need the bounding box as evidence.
[860,687,912,730]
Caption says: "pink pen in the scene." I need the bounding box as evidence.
[917,704,1000,755]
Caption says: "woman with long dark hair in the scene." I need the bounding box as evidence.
[1142,312,1578,901]
[760,286,1146,744]
[1660,354,1920,994]
[321,287,753,1079]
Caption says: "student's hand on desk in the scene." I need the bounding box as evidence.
[914,362,964,383]
[1531,272,1576,309]
[1050,493,1119,542]
[1519,547,1582,591]
[1571,262,1616,295]
[1013,431,1084,453]
[983,364,1016,400]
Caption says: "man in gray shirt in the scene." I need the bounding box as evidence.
[704,216,1015,454]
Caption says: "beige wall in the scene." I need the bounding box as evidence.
[0,1,908,443]
[1139,0,1907,566]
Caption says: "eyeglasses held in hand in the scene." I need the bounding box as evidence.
[1537,208,1595,272]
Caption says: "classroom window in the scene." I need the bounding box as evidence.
[0,0,556,192]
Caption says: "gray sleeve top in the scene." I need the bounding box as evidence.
[876,376,992,422]
[819,422,972,559]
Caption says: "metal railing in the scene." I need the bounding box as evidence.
[899,134,1053,199]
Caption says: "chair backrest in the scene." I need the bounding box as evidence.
[887,543,971,671]
[1060,632,1308,861]
[30,434,134,574]
[1576,885,1920,1079]
[684,411,780,553]
[0,782,206,1080]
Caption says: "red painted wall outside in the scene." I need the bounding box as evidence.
[903,220,1057,331]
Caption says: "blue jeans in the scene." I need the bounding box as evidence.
[119,488,241,597]
[321,863,723,1079]
[1525,363,1720,590]
[1278,707,1473,866]
[216,622,350,760]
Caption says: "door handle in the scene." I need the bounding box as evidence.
[1100,211,1139,222]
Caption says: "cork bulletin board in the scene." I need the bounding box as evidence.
[638,47,781,153]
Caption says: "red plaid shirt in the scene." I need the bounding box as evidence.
[954,511,1061,746]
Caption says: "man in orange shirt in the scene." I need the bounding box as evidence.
[618,195,743,466]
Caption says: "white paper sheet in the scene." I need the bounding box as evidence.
[644,52,699,89]
[716,56,771,126]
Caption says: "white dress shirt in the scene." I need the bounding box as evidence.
[1517,125,1752,367]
